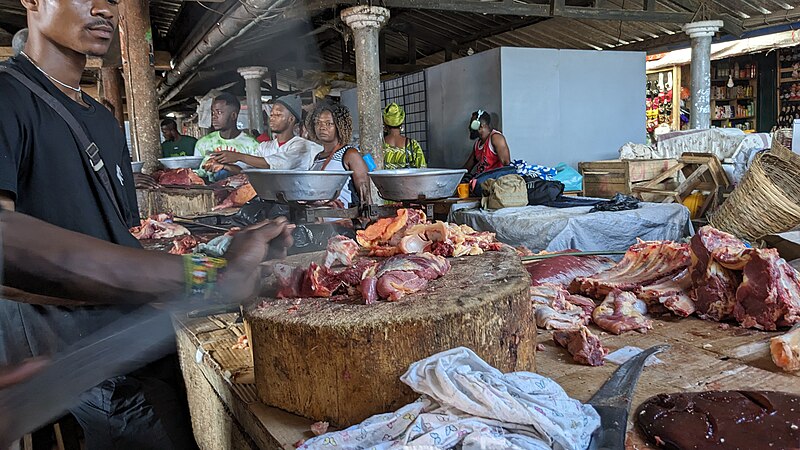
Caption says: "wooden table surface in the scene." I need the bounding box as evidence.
[175,311,799,450]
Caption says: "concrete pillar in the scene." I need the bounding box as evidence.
[100,66,125,128]
[119,0,161,171]
[238,66,267,134]
[341,5,389,168]
[683,20,723,130]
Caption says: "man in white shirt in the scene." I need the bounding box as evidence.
[210,94,320,170]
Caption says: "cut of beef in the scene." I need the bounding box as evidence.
[693,260,740,322]
[213,183,257,211]
[592,289,652,335]
[275,263,306,299]
[156,168,205,186]
[637,269,696,317]
[324,236,360,268]
[553,326,608,366]
[734,248,800,330]
[130,216,191,240]
[691,225,751,271]
[376,271,430,301]
[374,253,451,301]
[526,253,615,287]
[573,240,690,298]
[530,284,593,330]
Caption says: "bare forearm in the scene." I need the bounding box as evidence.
[237,154,269,169]
[2,211,184,305]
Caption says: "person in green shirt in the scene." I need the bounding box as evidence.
[194,93,260,181]
[160,118,197,158]
[382,102,427,170]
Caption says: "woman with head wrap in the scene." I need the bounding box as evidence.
[382,103,427,169]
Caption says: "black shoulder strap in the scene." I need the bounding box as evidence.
[0,65,126,225]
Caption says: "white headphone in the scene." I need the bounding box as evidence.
[470,109,484,131]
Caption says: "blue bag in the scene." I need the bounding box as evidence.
[552,163,583,192]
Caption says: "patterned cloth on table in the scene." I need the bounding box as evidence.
[299,347,600,450]
[513,160,557,180]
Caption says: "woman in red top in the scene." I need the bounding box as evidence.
[462,110,511,175]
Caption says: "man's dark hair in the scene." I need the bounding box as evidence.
[477,110,491,127]
[306,102,353,145]
[214,92,241,113]
[160,119,177,130]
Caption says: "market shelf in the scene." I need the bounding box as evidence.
[711,115,755,121]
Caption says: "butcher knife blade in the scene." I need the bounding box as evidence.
[587,344,670,450]
[0,304,181,447]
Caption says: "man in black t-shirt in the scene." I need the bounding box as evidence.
[0,0,197,447]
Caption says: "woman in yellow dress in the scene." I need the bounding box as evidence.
[382,103,427,169]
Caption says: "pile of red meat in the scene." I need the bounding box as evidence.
[570,227,800,331]
[151,168,205,186]
[528,226,800,367]
[275,236,451,304]
[356,209,503,258]
[129,213,191,240]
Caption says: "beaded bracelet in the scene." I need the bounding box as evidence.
[183,254,228,300]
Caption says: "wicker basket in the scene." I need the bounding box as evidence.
[709,145,800,241]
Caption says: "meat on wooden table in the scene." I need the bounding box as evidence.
[530,284,593,330]
[771,324,800,372]
[553,326,608,366]
[572,240,690,298]
[153,168,205,186]
[637,268,696,317]
[735,248,800,330]
[526,253,615,287]
[592,289,652,335]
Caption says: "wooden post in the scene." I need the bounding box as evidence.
[118,0,161,170]
[100,67,125,128]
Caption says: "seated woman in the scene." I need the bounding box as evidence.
[462,110,511,175]
[382,103,427,169]
[306,102,371,208]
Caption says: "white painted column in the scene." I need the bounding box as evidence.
[341,6,390,168]
[238,66,267,134]
[683,21,723,129]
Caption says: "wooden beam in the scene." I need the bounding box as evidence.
[310,0,695,22]
[407,27,417,66]
[558,6,693,22]
[662,0,744,37]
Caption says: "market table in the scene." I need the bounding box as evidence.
[452,202,691,253]
[174,311,798,449]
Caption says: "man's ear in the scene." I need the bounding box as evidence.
[21,0,39,13]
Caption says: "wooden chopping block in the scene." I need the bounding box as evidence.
[136,187,218,218]
[244,250,535,427]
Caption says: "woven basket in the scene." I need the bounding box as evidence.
[709,145,800,241]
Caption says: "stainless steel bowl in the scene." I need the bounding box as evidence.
[131,161,144,173]
[369,168,467,201]
[158,156,204,169]
[244,169,353,202]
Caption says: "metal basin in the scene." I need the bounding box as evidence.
[158,156,204,169]
[131,161,144,173]
[369,168,467,201]
[244,169,352,203]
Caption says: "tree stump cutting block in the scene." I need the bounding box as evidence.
[244,250,535,427]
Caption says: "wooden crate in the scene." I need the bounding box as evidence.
[579,159,677,199]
